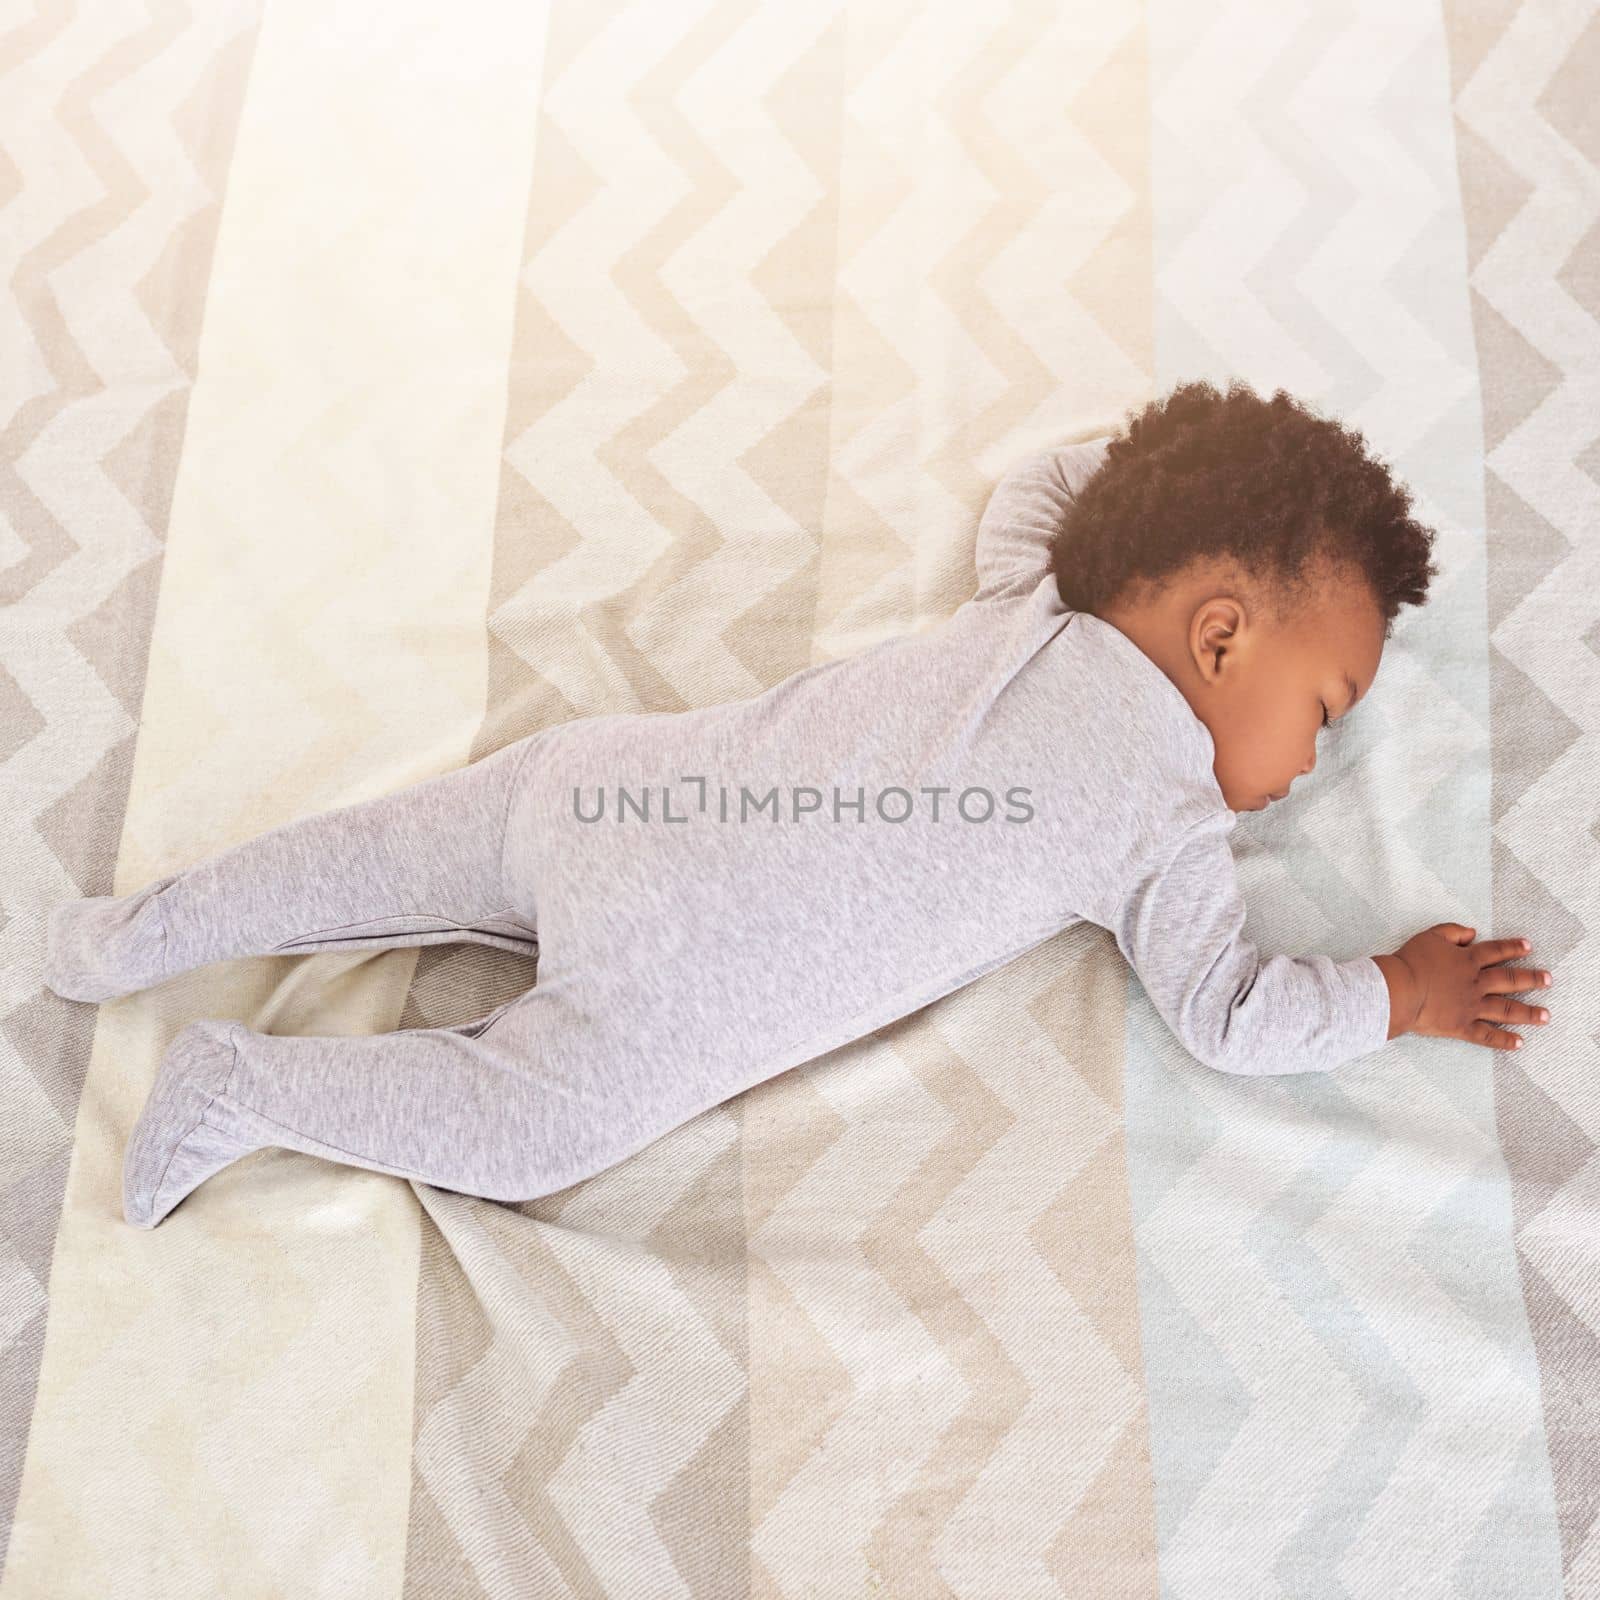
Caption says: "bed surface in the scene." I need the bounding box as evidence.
[4,1,1595,1595]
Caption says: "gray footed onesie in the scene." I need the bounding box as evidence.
[45,435,1392,1229]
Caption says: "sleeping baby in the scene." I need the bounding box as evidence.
[44,376,1556,1230]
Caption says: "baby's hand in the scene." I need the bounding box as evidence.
[1374,924,1552,1051]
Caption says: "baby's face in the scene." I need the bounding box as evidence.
[1200,573,1386,814]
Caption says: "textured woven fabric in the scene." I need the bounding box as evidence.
[8,2,1591,1594]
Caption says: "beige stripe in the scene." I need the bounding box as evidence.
[811,4,1155,657]
[749,1,1158,1591]
[5,0,547,1593]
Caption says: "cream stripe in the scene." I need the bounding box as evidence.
[5,1,547,1594]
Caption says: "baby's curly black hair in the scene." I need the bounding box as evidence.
[1051,378,1440,635]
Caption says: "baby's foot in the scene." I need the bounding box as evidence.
[123,1020,258,1229]
[44,880,171,1003]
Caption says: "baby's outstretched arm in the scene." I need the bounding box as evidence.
[971,434,1114,605]
[1108,810,1554,1072]
[1111,808,1391,1074]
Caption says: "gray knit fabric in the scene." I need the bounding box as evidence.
[44,434,1391,1227]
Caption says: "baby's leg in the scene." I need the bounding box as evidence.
[122,985,660,1228]
[44,736,539,1002]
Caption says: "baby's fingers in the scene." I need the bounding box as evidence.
[1475,936,1533,968]
[1466,1021,1525,1051]
[1481,965,1552,996]
[1479,994,1550,1030]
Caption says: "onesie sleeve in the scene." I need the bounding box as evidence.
[971,434,1115,604]
[1108,808,1393,1076]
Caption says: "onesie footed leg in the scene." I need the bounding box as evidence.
[123,1019,262,1229]
[44,876,176,1003]
[119,987,686,1230]
[48,736,538,1001]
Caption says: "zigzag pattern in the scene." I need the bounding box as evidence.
[1449,0,1600,1588]
[1144,1,1569,1594]
[0,0,265,1575]
[3,0,1595,1595]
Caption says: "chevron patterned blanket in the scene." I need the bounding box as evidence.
[5,1,1594,1595]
